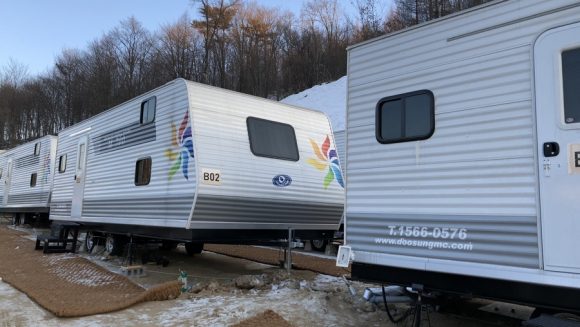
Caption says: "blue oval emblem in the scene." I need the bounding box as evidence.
[273,174,292,187]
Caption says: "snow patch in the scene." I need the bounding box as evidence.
[41,254,117,287]
[281,76,346,132]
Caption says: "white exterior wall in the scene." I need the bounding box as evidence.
[187,81,344,229]
[51,80,194,228]
[0,136,57,211]
[346,0,580,286]
[334,130,346,174]
[51,79,344,231]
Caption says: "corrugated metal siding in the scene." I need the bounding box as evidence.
[334,130,346,175]
[0,154,6,204]
[188,81,344,229]
[0,136,57,210]
[51,80,195,228]
[346,0,580,269]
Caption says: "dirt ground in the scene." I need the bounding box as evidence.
[205,244,349,277]
[0,224,529,327]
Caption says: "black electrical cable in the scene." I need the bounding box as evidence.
[382,285,412,324]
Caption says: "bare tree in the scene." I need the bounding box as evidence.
[158,14,201,81]
[110,17,154,98]
[192,0,239,86]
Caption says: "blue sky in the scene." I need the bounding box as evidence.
[0,0,320,75]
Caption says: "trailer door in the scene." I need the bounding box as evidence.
[3,159,12,206]
[535,23,580,274]
[71,136,88,219]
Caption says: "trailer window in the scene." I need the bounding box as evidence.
[140,97,156,125]
[135,157,152,186]
[0,168,3,179]
[247,117,299,161]
[58,154,67,173]
[30,173,37,187]
[34,142,41,156]
[562,48,580,125]
[77,144,86,170]
[376,90,435,144]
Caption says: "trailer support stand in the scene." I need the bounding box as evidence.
[286,228,293,274]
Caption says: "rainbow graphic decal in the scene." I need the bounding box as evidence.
[165,111,194,180]
[307,135,344,189]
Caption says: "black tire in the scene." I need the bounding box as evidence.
[85,231,97,253]
[310,239,328,252]
[185,242,204,255]
[160,240,178,251]
[105,234,127,256]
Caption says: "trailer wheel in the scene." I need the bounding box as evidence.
[105,234,126,256]
[310,239,328,252]
[85,231,97,253]
[185,242,204,255]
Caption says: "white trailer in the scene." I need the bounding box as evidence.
[0,136,58,220]
[342,0,580,312]
[50,78,344,253]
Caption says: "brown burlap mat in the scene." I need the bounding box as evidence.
[205,244,350,277]
[0,226,180,317]
[231,310,294,327]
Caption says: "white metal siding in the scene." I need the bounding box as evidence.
[188,81,344,229]
[334,130,346,175]
[51,79,344,232]
[346,0,580,269]
[0,136,57,210]
[51,80,194,228]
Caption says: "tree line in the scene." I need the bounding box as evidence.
[0,0,491,148]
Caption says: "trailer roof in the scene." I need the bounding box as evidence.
[347,0,507,51]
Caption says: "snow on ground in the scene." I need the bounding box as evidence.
[41,254,119,288]
[281,76,346,132]
[0,274,386,327]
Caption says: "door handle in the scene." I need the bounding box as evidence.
[543,142,559,157]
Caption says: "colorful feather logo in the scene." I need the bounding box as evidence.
[165,111,194,180]
[307,135,344,189]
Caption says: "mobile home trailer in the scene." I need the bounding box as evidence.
[50,78,344,253]
[0,136,57,221]
[342,0,580,312]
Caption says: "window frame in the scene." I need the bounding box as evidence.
[561,47,580,127]
[375,90,435,144]
[34,142,41,156]
[30,173,37,187]
[246,117,300,162]
[58,154,67,173]
[140,96,157,125]
[134,157,152,186]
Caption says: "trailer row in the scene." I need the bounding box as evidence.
[1,0,579,318]
[0,79,345,253]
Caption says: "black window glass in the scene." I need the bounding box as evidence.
[562,48,580,124]
[140,97,156,124]
[30,173,37,187]
[135,157,152,186]
[377,90,434,144]
[405,94,433,136]
[34,142,40,156]
[247,117,299,161]
[380,99,403,140]
[59,155,67,173]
